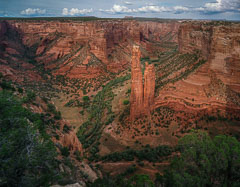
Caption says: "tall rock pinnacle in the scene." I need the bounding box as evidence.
[144,62,155,111]
[130,45,155,120]
[130,45,144,120]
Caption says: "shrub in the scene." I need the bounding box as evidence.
[18,87,23,93]
[47,103,56,113]
[60,146,70,157]
[54,111,62,120]
[82,96,90,102]
[123,99,130,105]
[63,124,71,133]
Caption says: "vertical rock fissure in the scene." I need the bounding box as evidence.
[130,45,155,120]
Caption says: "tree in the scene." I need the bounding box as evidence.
[128,174,154,187]
[163,130,240,186]
[0,90,60,186]
[82,96,90,102]
[123,100,130,105]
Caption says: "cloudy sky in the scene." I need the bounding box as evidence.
[0,0,239,20]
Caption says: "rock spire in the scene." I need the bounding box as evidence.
[130,45,155,120]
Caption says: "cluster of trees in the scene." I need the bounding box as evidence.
[77,75,131,156]
[90,131,240,186]
[100,145,173,162]
[64,96,90,108]
[47,103,62,120]
[163,130,240,186]
[91,174,153,187]
[0,90,60,186]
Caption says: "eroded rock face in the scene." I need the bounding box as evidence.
[130,46,155,119]
[178,22,240,93]
[61,131,83,153]
[155,22,240,117]
[130,45,144,119]
[1,20,179,80]
[144,62,155,110]
[178,23,212,59]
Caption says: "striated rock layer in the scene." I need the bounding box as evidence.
[1,19,239,117]
[155,22,240,117]
[0,20,179,80]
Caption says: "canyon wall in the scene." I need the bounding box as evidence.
[155,21,240,116]
[130,45,155,120]
[178,22,240,92]
[1,19,239,116]
[0,20,179,79]
[178,23,212,59]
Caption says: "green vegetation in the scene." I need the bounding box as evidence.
[154,52,207,93]
[0,90,60,186]
[89,131,240,186]
[123,99,130,105]
[99,145,173,162]
[22,90,36,103]
[83,95,90,102]
[163,131,240,186]
[0,80,15,91]
[60,146,70,157]
[47,103,62,120]
[77,74,131,158]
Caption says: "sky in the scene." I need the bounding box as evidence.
[0,0,239,20]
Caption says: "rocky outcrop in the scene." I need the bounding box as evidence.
[61,131,83,153]
[130,45,155,119]
[144,62,155,110]
[130,45,144,119]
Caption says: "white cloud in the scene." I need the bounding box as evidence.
[100,0,240,15]
[62,8,93,16]
[101,4,170,14]
[62,8,68,16]
[124,1,133,5]
[21,8,46,15]
[197,0,240,13]
[102,4,135,14]
[173,6,189,14]
[138,5,170,13]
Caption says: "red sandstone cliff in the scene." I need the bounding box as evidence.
[1,19,239,116]
[0,20,179,80]
[178,22,240,92]
[144,62,155,110]
[155,22,240,116]
[130,45,144,119]
[130,45,155,119]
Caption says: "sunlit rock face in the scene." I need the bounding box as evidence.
[130,45,155,120]
[144,62,155,111]
[178,22,240,93]
[130,45,144,120]
[154,22,240,117]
